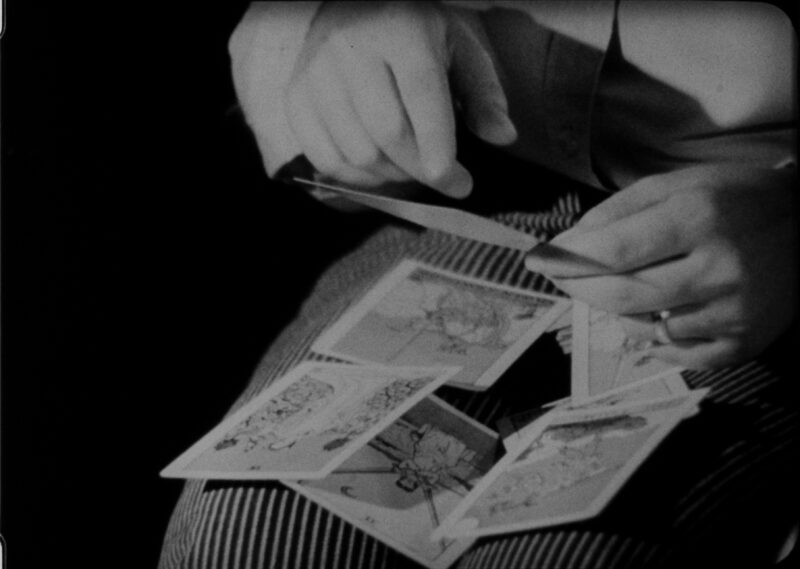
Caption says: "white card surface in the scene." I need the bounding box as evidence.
[287,396,500,569]
[434,390,708,539]
[313,260,570,390]
[571,301,683,402]
[501,372,691,451]
[161,362,460,480]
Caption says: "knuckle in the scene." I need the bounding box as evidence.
[604,282,637,313]
[671,280,696,306]
[728,332,761,362]
[684,191,719,230]
[349,145,380,168]
[314,157,342,176]
[717,253,745,288]
[604,232,637,267]
[373,113,407,145]
[719,338,751,366]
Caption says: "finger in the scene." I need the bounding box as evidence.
[306,52,413,183]
[308,54,384,172]
[449,17,517,146]
[332,47,472,197]
[284,80,383,187]
[314,52,415,184]
[329,50,433,180]
[391,46,472,197]
[531,196,699,277]
[284,81,343,175]
[569,169,695,231]
[645,337,745,369]
[628,297,746,341]
[547,253,710,314]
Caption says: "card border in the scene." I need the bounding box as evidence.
[571,301,684,402]
[312,259,570,391]
[433,389,708,540]
[160,361,461,480]
[282,394,494,569]
[503,371,691,451]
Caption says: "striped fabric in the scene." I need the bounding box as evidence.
[159,191,798,568]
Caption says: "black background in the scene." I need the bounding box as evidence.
[2,2,798,569]
[0,3,387,567]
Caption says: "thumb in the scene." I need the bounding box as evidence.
[567,169,695,235]
[448,12,517,146]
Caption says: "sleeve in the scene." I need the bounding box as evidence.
[590,1,797,189]
[478,1,796,191]
[477,2,617,189]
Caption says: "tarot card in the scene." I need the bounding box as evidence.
[313,260,570,390]
[160,362,460,480]
[433,390,708,539]
[286,396,499,569]
[571,301,683,402]
[499,372,691,450]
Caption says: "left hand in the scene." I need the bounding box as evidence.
[524,164,797,368]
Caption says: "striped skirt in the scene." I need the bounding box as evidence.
[158,189,798,568]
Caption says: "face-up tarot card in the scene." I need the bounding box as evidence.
[433,390,707,539]
[313,260,570,390]
[498,372,692,450]
[571,301,683,402]
[286,396,500,569]
[161,362,460,480]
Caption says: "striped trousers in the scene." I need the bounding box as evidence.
[158,189,798,568]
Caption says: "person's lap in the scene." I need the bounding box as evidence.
[159,192,798,569]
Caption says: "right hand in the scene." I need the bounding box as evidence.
[279,1,516,197]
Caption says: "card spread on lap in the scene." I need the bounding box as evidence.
[313,259,570,390]
[571,301,683,402]
[163,258,710,568]
[433,389,708,541]
[160,362,459,480]
[286,396,498,569]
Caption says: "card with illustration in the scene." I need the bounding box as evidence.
[499,372,691,450]
[160,362,460,480]
[313,260,570,390]
[571,302,683,402]
[433,390,707,539]
[286,396,500,569]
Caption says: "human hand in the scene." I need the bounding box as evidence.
[524,164,798,368]
[282,1,516,197]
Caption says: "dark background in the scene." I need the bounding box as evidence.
[2,2,798,569]
[0,3,546,567]
[0,3,387,568]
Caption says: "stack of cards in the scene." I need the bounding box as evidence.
[161,262,708,569]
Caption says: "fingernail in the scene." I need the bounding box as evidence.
[480,107,517,145]
[442,164,473,198]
